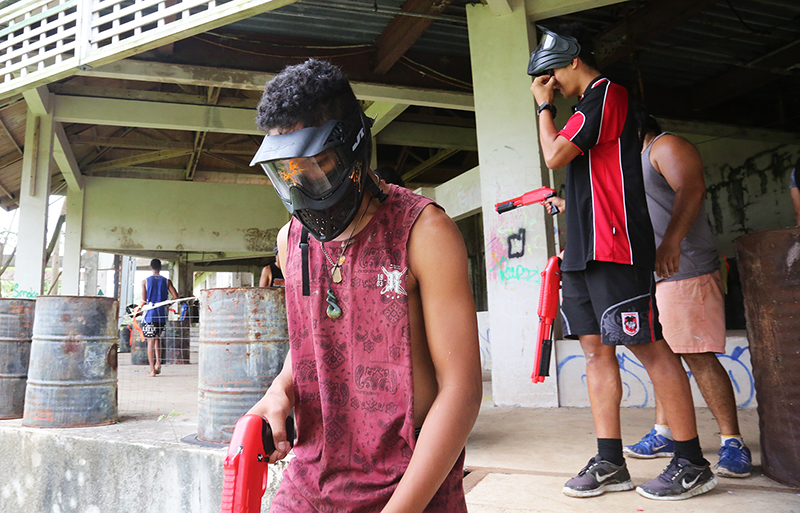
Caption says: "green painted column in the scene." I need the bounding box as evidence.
[15,109,54,297]
[467,0,558,407]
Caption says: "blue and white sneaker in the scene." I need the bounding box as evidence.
[624,429,675,459]
[714,439,752,478]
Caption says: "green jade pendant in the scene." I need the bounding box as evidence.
[326,289,342,319]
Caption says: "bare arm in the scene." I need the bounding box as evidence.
[530,76,581,170]
[167,280,179,300]
[649,134,707,279]
[247,221,295,463]
[259,266,272,287]
[381,206,483,513]
[544,195,565,215]
[791,187,800,226]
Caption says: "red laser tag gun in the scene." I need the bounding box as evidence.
[220,414,296,513]
[495,187,559,215]
[532,256,561,383]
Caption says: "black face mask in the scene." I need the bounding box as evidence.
[250,111,374,242]
[528,27,581,77]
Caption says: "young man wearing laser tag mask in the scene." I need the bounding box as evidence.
[528,24,717,500]
[247,59,482,512]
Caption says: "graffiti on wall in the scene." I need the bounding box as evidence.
[556,341,755,408]
[11,284,38,299]
[486,208,550,285]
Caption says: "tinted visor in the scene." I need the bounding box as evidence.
[260,147,348,202]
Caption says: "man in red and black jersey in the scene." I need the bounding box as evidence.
[528,24,717,501]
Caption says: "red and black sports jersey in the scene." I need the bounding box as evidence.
[558,76,655,272]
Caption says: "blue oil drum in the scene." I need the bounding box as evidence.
[23,296,119,428]
[0,299,35,419]
[198,287,288,443]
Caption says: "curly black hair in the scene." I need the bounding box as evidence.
[256,59,361,132]
[633,103,663,147]
[554,22,598,70]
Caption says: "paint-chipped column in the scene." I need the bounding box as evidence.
[62,186,85,295]
[15,106,54,297]
[467,0,558,407]
[175,254,193,298]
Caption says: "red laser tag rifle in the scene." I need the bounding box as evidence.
[221,414,296,513]
[532,256,561,383]
[495,187,559,215]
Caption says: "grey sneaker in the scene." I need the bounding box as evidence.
[636,456,718,500]
[563,455,635,498]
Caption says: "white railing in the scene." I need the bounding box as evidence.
[0,0,295,98]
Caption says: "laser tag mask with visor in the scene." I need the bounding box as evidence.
[250,111,379,242]
[528,26,581,77]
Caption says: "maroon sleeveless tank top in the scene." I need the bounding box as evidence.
[270,185,467,512]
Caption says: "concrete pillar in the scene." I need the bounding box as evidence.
[175,254,193,298]
[62,186,85,295]
[82,251,99,295]
[467,0,558,407]
[15,110,54,297]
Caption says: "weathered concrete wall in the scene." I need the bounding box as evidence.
[677,135,800,257]
[81,177,290,254]
[0,425,288,513]
[556,332,756,409]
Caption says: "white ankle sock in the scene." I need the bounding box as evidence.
[654,424,673,440]
[721,435,744,446]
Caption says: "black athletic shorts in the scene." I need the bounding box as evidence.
[142,321,165,339]
[560,260,663,346]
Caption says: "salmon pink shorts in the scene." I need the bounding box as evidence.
[655,270,726,354]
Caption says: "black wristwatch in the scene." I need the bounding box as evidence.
[537,102,557,118]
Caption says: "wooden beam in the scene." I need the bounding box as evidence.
[70,136,194,151]
[486,0,512,16]
[690,39,800,110]
[83,149,194,173]
[594,0,721,69]
[22,85,50,116]
[52,121,84,190]
[49,84,257,109]
[79,59,474,111]
[54,95,260,135]
[524,0,626,20]
[373,0,453,75]
[364,102,410,134]
[401,148,458,182]
[377,122,477,151]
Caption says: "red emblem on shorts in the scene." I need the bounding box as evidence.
[622,312,639,336]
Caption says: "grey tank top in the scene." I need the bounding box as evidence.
[642,133,719,282]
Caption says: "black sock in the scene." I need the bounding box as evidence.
[674,437,707,466]
[597,438,624,466]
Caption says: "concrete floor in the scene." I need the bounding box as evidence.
[5,355,800,512]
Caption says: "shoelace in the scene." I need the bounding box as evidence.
[578,458,600,476]
[659,458,685,482]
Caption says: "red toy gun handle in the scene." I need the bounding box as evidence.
[220,415,296,513]
[495,187,559,215]
[532,256,562,384]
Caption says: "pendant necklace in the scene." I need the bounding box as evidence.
[320,198,371,320]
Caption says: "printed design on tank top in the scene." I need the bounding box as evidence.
[622,312,640,336]
[379,265,408,298]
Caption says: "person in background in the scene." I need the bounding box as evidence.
[529,23,715,500]
[141,259,178,377]
[624,106,752,479]
[259,243,284,287]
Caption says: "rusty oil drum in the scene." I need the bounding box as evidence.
[23,296,119,428]
[130,322,148,365]
[734,227,800,487]
[198,287,288,443]
[165,319,190,364]
[0,299,35,419]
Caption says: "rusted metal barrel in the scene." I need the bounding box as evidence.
[130,322,148,365]
[0,299,35,419]
[118,326,131,353]
[734,227,800,487]
[23,296,119,428]
[198,287,288,443]
[165,319,190,364]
